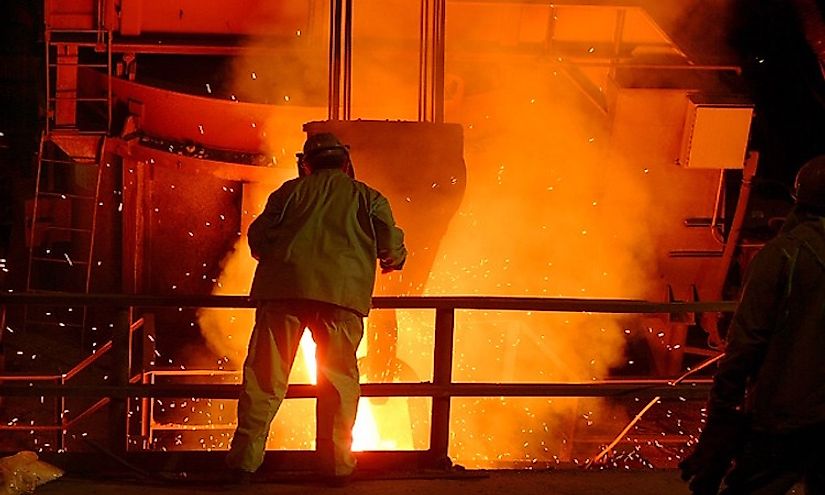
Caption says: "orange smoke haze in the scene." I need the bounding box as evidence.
[429,60,653,466]
[194,0,720,464]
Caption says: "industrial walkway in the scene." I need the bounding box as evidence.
[37,469,692,495]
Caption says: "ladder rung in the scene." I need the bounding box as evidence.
[49,28,106,33]
[48,29,107,37]
[37,226,93,233]
[40,157,98,165]
[26,289,90,296]
[49,129,108,136]
[49,63,109,68]
[38,192,95,200]
[48,97,109,102]
[49,41,104,48]
[31,256,89,265]
[50,43,102,48]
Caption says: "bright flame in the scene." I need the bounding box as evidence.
[297,326,412,451]
[298,329,317,384]
[352,399,383,451]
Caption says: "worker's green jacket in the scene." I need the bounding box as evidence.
[710,209,825,431]
[248,168,406,316]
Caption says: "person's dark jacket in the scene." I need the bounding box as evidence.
[710,208,825,432]
[248,168,407,316]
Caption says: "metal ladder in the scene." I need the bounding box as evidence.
[25,133,105,349]
[45,27,112,134]
[24,20,112,350]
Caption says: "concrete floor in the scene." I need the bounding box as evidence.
[35,469,692,495]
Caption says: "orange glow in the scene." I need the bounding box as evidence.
[297,326,414,451]
[351,401,383,451]
[191,0,721,467]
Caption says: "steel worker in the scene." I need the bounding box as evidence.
[226,132,407,485]
[680,155,825,495]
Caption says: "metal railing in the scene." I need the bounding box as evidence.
[0,293,735,467]
[0,313,148,450]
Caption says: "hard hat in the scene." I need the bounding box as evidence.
[793,155,825,211]
[302,132,349,166]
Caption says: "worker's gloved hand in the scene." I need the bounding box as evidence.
[679,409,750,495]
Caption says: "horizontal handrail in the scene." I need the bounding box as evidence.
[0,375,63,382]
[0,380,712,400]
[0,292,737,313]
[148,369,238,377]
[0,425,64,432]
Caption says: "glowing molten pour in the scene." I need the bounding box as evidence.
[297,328,405,451]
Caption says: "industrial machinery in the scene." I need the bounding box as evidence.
[1,0,820,472]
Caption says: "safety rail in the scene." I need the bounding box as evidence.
[0,314,149,450]
[0,293,736,468]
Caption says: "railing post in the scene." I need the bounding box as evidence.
[428,307,454,469]
[57,375,65,451]
[140,313,155,447]
[0,304,5,411]
[108,306,131,456]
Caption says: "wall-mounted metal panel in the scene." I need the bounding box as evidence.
[678,94,753,169]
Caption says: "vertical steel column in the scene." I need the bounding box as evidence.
[107,307,132,455]
[328,0,352,121]
[328,0,343,120]
[342,0,353,120]
[57,375,65,450]
[418,0,430,121]
[428,307,454,468]
[107,30,112,131]
[432,0,446,123]
[418,0,446,123]
[44,29,51,134]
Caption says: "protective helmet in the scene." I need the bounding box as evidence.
[793,155,825,211]
[301,132,349,168]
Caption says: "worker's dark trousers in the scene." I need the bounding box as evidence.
[226,300,364,476]
[721,424,825,495]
